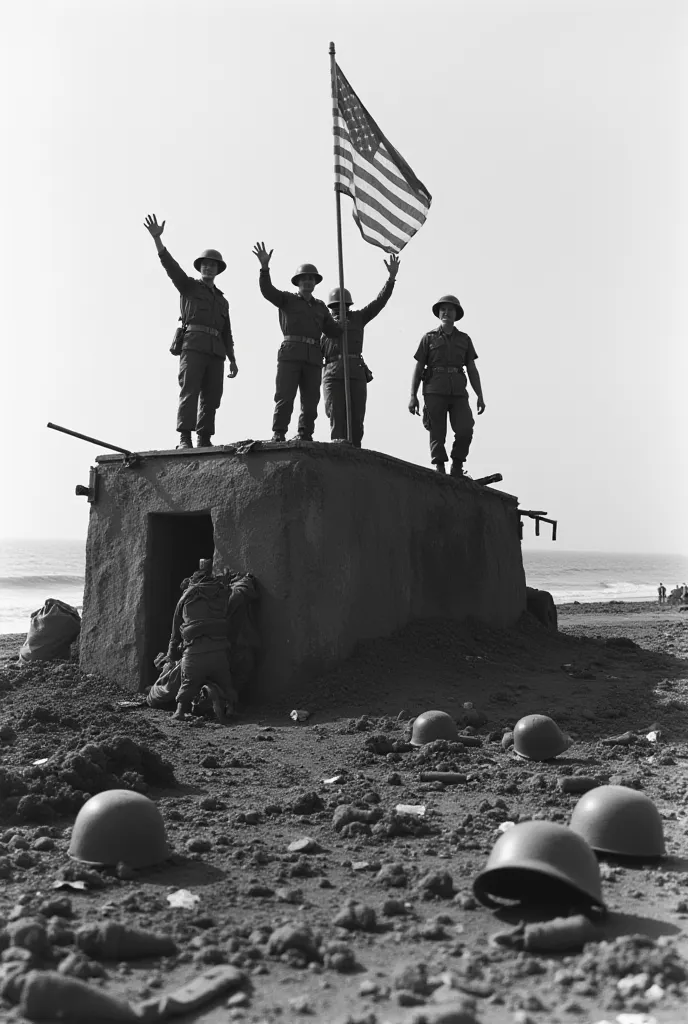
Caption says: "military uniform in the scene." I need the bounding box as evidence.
[167,570,258,714]
[414,326,478,467]
[259,269,342,438]
[159,248,235,439]
[321,278,395,447]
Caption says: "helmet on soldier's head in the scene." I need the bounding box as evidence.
[513,714,570,761]
[193,248,227,274]
[291,263,323,286]
[569,785,666,859]
[432,294,464,320]
[410,709,459,746]
[68,790,170,869]
[327,287,353,307]
[473,820,606,914]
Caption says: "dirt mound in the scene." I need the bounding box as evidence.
[0,733,176,823]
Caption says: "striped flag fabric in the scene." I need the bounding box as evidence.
[333,63,432,253]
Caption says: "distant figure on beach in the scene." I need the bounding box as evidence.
[409,294,485,476]
[658,583,666,604]
[144,214,238,449]
[321,254,399,447]
[253,242,343,442]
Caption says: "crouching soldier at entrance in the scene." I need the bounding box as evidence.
[252,241,343,441]
[409,294,485,476]
[166,560,258,723]
[144,214,238,449]
[321,255,399,447]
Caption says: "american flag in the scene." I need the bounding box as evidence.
[333,63,432,254]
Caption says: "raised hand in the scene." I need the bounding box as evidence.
[384,253,400,279]
[144,214,165,238]
[252,241,273,268]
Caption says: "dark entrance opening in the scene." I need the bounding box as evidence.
[142,512,215,689]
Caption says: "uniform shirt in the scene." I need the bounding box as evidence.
[259,268,342,365]
[159,248,235,360]
[321,278,395,381]
[414,326,478,396]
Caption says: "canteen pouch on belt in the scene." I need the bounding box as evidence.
[170,327,185,356]
[170,294,188,355]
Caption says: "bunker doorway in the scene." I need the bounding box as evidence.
[142,512,215,690]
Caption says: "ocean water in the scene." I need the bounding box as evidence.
[523,550,688,605]
[0,538,85,636]
[1,539,687,635]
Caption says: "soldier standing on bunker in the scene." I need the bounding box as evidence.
[409,294,485,476]
[321,254,400,447]
[252,241,343,441]
[166,559,258,723]
[144,214,238,449]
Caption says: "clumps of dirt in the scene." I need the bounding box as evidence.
[15,705,82,733]
[413,739,470,767]
[0,734,176,823]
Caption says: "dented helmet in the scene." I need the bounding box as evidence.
[569,785,666,859]
[68,790,170,869]
[473,820,605,915]
[513,714,570,761]
[410,710,459,746]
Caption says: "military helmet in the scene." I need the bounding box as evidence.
[291,263,323,286]
[410,709,459,747]
[513,714,570,762]
[473,820,606,915]
[68,790,170,869]
[327,287,353,308]
[569,785,666,859]
[194,248,227,274]
[432,294,464,320]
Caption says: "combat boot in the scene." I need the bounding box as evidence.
[197,432,213,448]
[271,431,286,442]
[450,461,464,478]
[434,463,446,474]
[177,431,193,449]
[171,700,192,721]
[294,433,313,442]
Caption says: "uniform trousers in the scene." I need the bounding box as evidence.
[176,647,237,709]
[272,360,322,436]
[424,393,474,465]
[323,377,367,447]
[177,350,224,435]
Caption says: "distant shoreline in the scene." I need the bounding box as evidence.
[556,599,685,616]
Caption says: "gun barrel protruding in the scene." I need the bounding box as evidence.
[47,422,134,457]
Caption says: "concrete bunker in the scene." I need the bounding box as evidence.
[79,442,527,699]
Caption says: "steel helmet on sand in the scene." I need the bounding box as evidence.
[68,790,170,869]
[569,785,666,859]
[473,820,605,915]
[410,710,459,747]
[513,714,570,761]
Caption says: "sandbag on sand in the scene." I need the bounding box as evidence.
[19,598,81,663]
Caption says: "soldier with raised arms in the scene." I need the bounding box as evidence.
[322,254,399,447]
[253,242,343,442]
[409,294,485,476]
[145,214,238,449]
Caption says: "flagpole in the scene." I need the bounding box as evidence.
[329,41,353,445]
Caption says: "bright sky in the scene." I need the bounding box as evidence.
[1,0,685,553]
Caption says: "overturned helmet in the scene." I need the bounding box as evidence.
[193,248,227,274]
[569,785,665,859]
[291,263,323,286]
[327,287,353,307]
[432,294,464,320]
[68,790,170,869]
[473,820,605,915]
[410,709,459,747]
[513,714,570,762]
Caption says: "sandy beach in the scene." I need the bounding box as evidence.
[1,601,687,1023]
